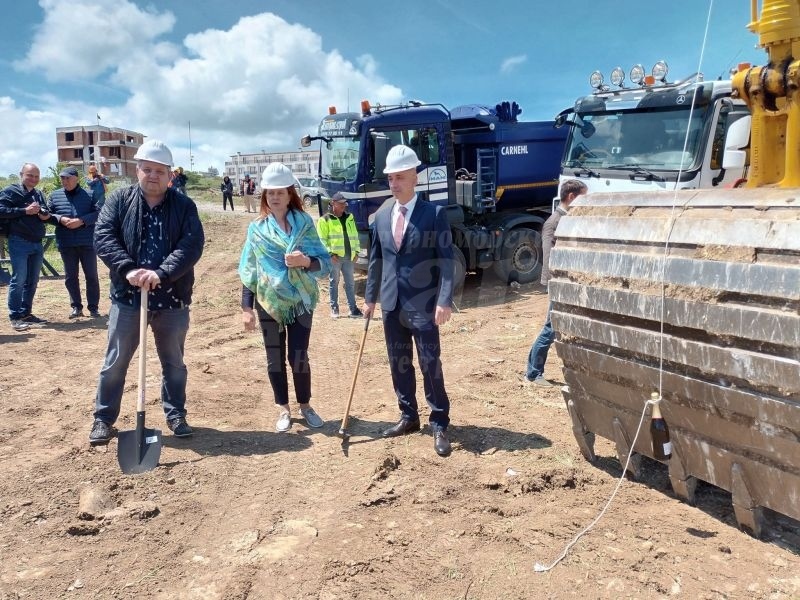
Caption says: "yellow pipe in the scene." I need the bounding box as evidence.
[733,0,800,187]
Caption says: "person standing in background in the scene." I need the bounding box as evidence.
[47,166,101,319]
[86,165,110,208]
[170,167,188,195]
[242,174,254,212]
[0,163,51,331]
[220,175,234,211]
[522,179,587,387]
[316,192,362,319]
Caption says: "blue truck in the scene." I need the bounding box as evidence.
[301,100,568,286]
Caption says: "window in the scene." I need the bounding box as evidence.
[108,147,121,158]
[65,132,75,142]
[73,149,83,159]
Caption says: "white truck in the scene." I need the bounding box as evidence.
[554,62,751,194]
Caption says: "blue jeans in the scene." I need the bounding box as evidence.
[94,301,190,424]
[60,245,100,311]
[329,256,357,312]
[525,300,555,381]
[7,236,44,320]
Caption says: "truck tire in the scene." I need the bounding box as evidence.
[492,228,542,284]
[452,245,466,293]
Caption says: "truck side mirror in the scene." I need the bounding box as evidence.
[722,115,751,170]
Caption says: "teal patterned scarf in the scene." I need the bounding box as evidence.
[238,209,331,326]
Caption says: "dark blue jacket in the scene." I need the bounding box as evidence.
[94,184,205,306]
[47,185,100,248]
[365,197,454,327]
[0,184,47,242]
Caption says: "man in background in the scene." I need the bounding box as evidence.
[522,179,587,387]
[47,166,101,319]
[0,163,51,331]
[316,192,362,318]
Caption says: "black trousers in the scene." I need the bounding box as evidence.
[256,303,313,406]
[60,245,100,311]
[222,192,234,210]
[382,309,450,431]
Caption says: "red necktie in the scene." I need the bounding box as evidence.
[394,205,407,250]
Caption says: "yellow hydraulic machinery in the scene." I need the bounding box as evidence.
[552,0,800,537]
[732,0,800,186]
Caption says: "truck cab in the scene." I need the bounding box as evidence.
[555,64,750,196]
[304,100,567,285]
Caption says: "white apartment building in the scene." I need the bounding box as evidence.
[224,150,319,190]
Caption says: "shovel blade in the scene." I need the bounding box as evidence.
[117,420,162,474]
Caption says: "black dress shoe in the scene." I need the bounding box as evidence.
[69,307,83,319]
[433,430,452,457]
[382,417,421,438]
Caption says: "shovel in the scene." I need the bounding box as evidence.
[339,313,371,442]
[117,287,162,474]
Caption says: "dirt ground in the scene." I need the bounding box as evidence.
[1,195,798,600]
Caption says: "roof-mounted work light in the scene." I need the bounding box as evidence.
[630,64,645,85]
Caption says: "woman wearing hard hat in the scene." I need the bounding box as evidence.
[238,163,332,432]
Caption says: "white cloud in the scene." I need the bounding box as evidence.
[500,54,528,74]
[0,96,63,176]
[5,2,404,175]
[17,0,177,81]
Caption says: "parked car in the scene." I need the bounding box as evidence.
[296,176,324,208]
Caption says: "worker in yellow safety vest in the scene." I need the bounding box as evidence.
[316,192,362,319]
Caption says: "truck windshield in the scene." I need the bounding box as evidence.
[320,137,360,181]
[564,105,709,172]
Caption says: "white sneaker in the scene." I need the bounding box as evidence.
[275,411,291,432]
[300,406,324,428]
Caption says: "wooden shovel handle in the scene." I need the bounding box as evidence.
[137,287,148,413]
[340,315,371,432]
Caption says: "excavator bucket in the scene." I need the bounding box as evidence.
[551,187,800,537]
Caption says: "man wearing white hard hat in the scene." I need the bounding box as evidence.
[363,144,455,457]
[89,139,205,445]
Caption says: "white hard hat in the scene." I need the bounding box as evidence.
[133,140,173,167]
[383,144,421,174]
[261,163,296,189]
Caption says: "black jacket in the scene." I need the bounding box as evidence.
[0,184,47,241]
[94,184,205,305]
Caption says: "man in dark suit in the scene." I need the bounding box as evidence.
[363,145,455,457]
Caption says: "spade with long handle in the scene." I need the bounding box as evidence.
[117,287,162,474]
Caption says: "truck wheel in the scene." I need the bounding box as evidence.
[303,195,314,208]
[492,228,542,284]
[452,245,466,293]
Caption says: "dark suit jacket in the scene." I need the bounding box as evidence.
[365,198,454,326]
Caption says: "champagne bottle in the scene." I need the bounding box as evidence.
[649,392,672,460]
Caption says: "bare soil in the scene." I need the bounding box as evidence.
[1,196,798,599]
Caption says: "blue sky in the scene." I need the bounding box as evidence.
[0,0,764,177]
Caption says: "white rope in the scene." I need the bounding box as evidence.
[534,0,715,573]
[534,397,656,572]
